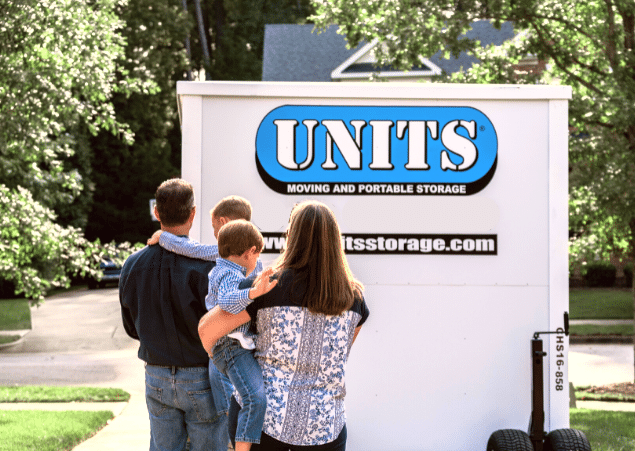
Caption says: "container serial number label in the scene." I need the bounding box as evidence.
[554,328,565,391]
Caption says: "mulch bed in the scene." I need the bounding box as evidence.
[577,382,635,401]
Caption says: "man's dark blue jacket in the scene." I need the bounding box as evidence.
[119,243,214,367]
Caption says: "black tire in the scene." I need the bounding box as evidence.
[88,279,97,289]
[487,429,534,451]
[544,429,592,451]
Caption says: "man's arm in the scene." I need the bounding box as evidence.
[118,265,139,340]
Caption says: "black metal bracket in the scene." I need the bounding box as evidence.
[533,312,569,340]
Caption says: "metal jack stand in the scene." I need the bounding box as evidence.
[487,313,592,451]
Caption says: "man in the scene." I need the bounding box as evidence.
[119,178,227,451]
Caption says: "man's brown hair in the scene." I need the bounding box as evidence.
[155,178,195,227]
[217,219,264,258]
[211,196,251,221]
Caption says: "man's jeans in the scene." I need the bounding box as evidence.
[145,364,227,451]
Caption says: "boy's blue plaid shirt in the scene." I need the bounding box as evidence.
[158,232,263,339]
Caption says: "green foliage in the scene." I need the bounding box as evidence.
[312,0,635,261]
[583,261,617,288]
[0,184,140,303]
[187,0,314,81]
[85,0,317,243]
[0,0,149,218]
[0,0,150,296]
[85,0,189,243]
[0,410,113,451]
[569,186,630,275]
[0,386,130,402]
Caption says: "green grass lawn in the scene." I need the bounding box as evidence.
[0,386,130,403]
[0,385,130,451]
[571,408,635,451]
[569,288,633,320]
[0,386,130,451]
[0,298,31,330]
[0,410,113,451]
[569,324,633,336]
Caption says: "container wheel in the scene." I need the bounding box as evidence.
[487,429,533,451]
[544,429,592,451]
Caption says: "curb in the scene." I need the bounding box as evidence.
[0,401,128,416]
[0,330,30,349]
[570,335,633,345]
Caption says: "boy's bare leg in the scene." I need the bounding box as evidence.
[198,306,250,355]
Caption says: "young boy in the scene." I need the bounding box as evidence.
[207,219,276,451]
[149,195,263,278]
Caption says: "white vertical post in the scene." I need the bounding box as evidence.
[180,94,204,241]
[548,98,570,430]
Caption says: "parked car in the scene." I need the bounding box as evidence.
[88,258,121,289]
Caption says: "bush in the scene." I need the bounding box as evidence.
[584,261,617,288]
[0,185,140,304]
[624,263,633,288]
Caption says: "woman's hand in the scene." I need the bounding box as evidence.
[248,267,278,300]
[198,306,251,356]
[147,230,162,245]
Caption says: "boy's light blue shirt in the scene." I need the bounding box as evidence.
[206,257,252,312]
[158,231,261,340]
[158,231,263,279]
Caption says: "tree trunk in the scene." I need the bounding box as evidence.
[193,0,211,79]
[181,0,193,81]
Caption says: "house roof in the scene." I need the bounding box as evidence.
[262,22,515,82]
[262,24,361,82]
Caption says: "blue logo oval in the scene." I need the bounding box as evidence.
[255,105,497,195]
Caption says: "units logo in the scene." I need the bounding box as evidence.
[255,105,498,195]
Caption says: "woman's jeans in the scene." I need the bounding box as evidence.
[144,364,227,451]
[213,338,266,444]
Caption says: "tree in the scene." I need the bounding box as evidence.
[0,0,147,300]
[85,0,190,244]
[0,0,152,215]
[84,0,316,244]
[312,0,635,252]
[312,0,635,376]
[185,0,315,81]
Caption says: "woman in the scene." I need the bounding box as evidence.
[199,200,369,451]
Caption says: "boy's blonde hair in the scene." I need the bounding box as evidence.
[218,219,264,258]
[211,195,251,221]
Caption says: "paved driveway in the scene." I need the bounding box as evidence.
[0,288,143,390]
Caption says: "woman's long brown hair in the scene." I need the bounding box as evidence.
[274,200,363,316]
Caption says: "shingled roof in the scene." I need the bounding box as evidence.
[262,22,515,82]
